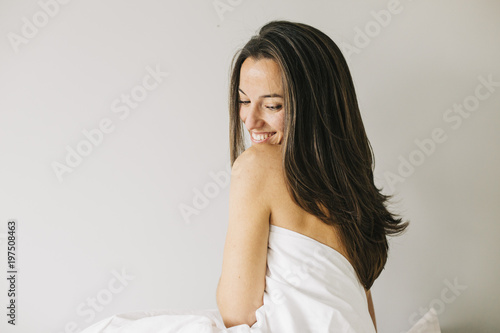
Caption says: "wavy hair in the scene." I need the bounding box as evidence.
[228,20,409,290]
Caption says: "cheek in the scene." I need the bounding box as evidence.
[274,113,285,132]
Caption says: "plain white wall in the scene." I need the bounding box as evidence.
[1,1,499,332]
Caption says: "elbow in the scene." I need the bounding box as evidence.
[216,286,260,328]
[216,277,263,328]
[217,296,258,328]
[219,310,257,329]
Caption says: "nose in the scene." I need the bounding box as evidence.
[240,104,264,130]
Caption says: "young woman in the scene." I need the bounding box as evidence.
[216,19,408,332]
[80,20,409,333]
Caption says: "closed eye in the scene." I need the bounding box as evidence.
[266,105,282,111]
[239,101,282,111]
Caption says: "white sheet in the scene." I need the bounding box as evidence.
[80,225,440,332]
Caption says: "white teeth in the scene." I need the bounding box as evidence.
[252,132,275,141]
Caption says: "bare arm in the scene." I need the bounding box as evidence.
[366,289,377,331]
[216,147,270,328]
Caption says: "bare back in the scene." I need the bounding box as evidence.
[253,144,349,261]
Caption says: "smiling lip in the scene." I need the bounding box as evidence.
[250,132,276,143]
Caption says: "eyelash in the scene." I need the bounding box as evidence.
[238,101,282,111]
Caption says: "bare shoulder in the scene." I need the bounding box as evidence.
[232,144,283,180]
[231,145,284,218]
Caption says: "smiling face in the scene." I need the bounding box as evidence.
[238,57,285,145]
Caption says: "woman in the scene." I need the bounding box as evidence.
[217,19,408,332]
[81,20,409,333]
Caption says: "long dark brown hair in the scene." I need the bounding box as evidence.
[228,20,409,290]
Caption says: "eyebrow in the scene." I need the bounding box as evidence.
[238,88,283,98]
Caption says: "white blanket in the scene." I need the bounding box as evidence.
[80,225,440,332]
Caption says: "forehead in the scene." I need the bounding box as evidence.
[239,57,282,93]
